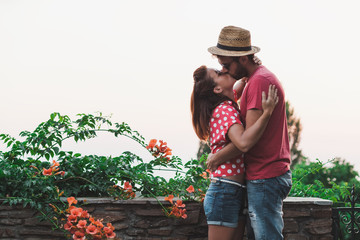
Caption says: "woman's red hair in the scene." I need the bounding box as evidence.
[190,66,232,141]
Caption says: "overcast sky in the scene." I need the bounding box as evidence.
[1,0,360,174]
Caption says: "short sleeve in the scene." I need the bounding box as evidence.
[212,102,242,138]
[246,76,270,111]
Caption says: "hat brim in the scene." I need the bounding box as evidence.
[208,46,260,57]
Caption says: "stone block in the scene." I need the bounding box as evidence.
[81,206,96,213]
[147,227,172,236]
[104,206,126,211]
[284,207,311,218]
[184,202,202,211]
[133,219,170,228]
[91,211,127,222]
[0,218,23,225]
[126,228,146,236]
[24,217,52,226]
[19,227,64,237]
[135,208,164,217]
[133,219,151,228]
[162,238,188,240]
[309,234,333,240]
[310,208,332,219]
[0,206,15,211]
[0,228,16,237]
[150,219,169,228]
[113,222,129,230]
[23,238,64,240]
[284,218,299,233]
[174,225,207,236]
[174,209,200,225]
[285,233,309,240]
[304,219,332,235]
[136,238,162,240]
[0,210,35,219]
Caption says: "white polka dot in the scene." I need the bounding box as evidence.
[221,131,225,136]
[221,165,226,169]
[211,118,214,122]
[222,111,225,115]
[223,117,227,121]
[217,170,221,174]
[216,129,219,134]
[222,174,227,177]
[225,122,228,126]
[232,164,236,168]
[215,109,218,113]
[220,126,224,130]
[213,123,217,127]
[228,108,233,112]
[212,133,215,137]
[210,127,212,131]
[227,169,232,174]
[236,159,241,163]
[241,163,244,168]
[226,161,230,164]
[232,120,236,123]
[237,169,241,173]
[217,136,220,139]
[216,114,220,118]
[216,149,220,152]
[231,116,235,120]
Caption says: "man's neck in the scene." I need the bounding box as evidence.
[247,64,260,77]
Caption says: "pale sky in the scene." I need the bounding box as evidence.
[1,0,360,175]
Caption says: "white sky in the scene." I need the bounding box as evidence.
[1,0,360,174]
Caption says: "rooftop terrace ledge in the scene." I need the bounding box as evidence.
[58,196,333,206]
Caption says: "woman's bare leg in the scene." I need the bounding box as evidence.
[208,224,241,240]
[232,220,245,240]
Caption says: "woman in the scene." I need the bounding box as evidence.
[190,65,278,240]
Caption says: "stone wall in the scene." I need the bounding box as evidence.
[0,197,333,240]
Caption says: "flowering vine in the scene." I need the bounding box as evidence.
[61,197,116,239]
[1,113,211,239]
[146,139,172,163]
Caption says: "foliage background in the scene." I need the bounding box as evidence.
[1,112,360,239]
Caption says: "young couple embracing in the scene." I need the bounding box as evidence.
[191,26,292,240]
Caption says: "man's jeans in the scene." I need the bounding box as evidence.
[247,170,292,240]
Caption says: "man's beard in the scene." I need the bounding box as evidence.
[232,63,248,80]
[233,71,247,80]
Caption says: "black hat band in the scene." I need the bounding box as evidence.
[217,43,252,51]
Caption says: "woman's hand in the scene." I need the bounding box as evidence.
[253,55,262,65]
[262,84,279,116]
[206,153,219,173]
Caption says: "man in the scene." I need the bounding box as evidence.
[207,26,292,240]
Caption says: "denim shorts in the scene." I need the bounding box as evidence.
[203,178,246,228]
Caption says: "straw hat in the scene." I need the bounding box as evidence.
[208,26,260,57]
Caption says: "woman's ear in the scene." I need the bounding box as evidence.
[213,86,223,94]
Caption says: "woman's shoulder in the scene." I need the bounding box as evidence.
[212,101,238,117]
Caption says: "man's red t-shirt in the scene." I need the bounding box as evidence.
[240,66,291,180]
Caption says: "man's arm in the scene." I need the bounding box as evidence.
[207,109,264,172]
[206,143,242,172]
[207,109,263,171]
[246,109,263,128]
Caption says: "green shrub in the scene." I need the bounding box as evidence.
[0,113,209,214]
